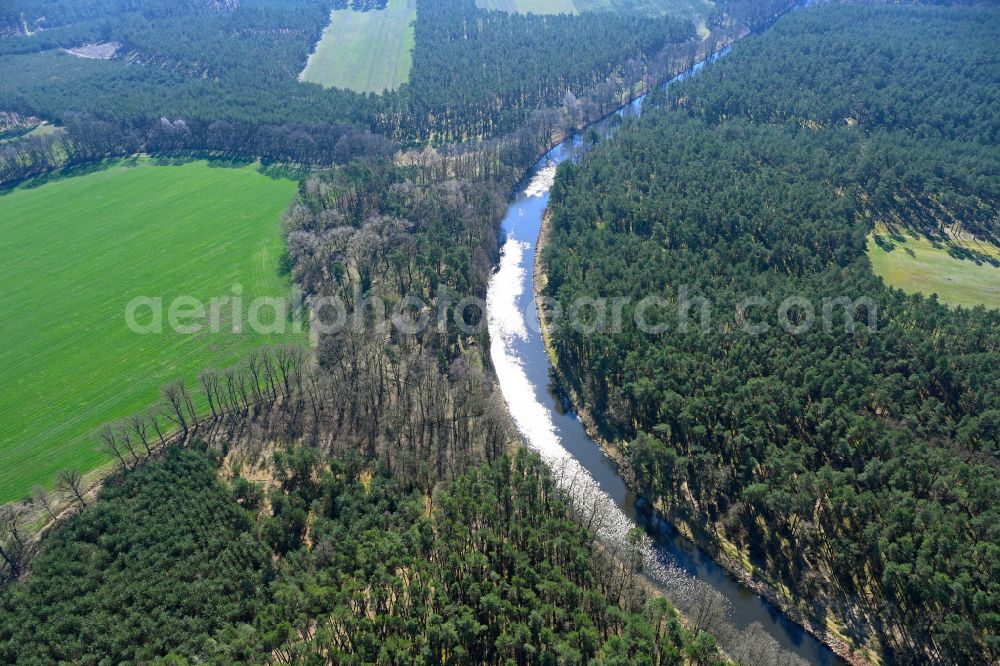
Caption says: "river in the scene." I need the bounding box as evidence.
[485,18,841,666]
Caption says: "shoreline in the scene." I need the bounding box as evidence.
[533,209,872,666]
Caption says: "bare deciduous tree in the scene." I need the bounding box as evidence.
[128,412,152,456]
[162,380,193,437]
[117,422,140,465]
[148,407,168,446]
[32,485,59,522]
[685,584,728,635]
[98,423,128,471]
[732,622,808,666]
[0,507,27,582]
[199,369,222,420]
[56,469,88,510]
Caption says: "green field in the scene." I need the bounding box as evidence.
[868,224,1000,309]
[0,158,303,502]
[299,0,416,93]
[475,0,713,19]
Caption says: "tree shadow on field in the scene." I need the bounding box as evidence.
[258,160,311,181]
[149,150,254,170]
[0,157,133,195]
[0,151,309,198]
[149,151,310,181]
[0,124,38,142]
[872,233,896,253]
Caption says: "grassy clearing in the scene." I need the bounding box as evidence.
[299,0,416,93]
[868,223,1000,309]
[0,158,303,503]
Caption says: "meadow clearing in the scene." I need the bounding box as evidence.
[0,158,304,502]
[299,0,416,93]
[868,223,1000,309]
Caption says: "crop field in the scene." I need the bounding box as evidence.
[475,0,713,19]
[868,224,1000,309]
[299,0,416,93]
[0,158,303,502]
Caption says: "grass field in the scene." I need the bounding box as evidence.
[868,224,1000,309]
[299,0,416,93]
[0,158,303,502]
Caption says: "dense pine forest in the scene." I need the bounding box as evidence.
[5,0,993,664]
[404,2,694,141]
[542,3,999,663]
[0,444,724,664]
[0,0,698,148]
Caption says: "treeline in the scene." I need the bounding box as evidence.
[3,151,524,529]
[0,113,393,185]
[336,0,389,9]
[542,3,999,664]
[99,344,312,473]
[2,342,315,554]
[0,441,731,664]
[0,325,511,580]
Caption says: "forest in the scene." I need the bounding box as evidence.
[0,0,737,185]
[0,44,808,658]
[1,0,957,664]
[0,442,729,664]
[403,1,694,141]
[0,0,698,143]
[541,3,999,663]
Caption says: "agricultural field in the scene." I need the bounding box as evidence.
[475,0,713,19]
[0,158,304,503]
[868,223,1000,309]
[299,0,416,93]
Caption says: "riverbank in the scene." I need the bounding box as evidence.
[533,209,874,666]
